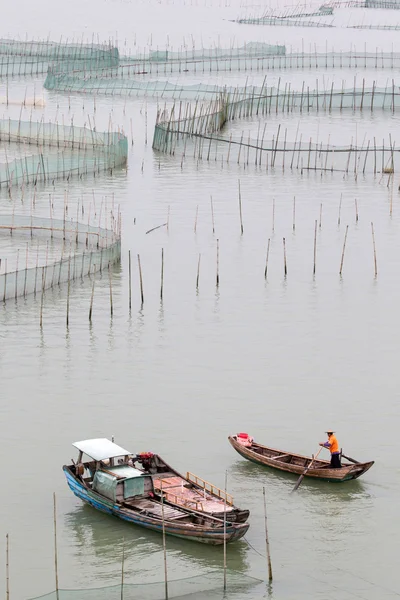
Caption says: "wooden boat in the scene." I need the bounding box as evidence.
[131,452,250,523]
[64,438,249,545]
[228,434,374,483]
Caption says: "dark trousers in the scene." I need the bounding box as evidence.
[330,453,341,468]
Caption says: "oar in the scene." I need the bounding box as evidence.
[341,452,360,464]
[291,447,323,493]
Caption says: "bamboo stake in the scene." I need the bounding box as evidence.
[339,225,349,276]
[264,239,271,280]
[138,254,144,305]
[6,534,9,600]
[371,222,378,277]
[194,205,198,233]
[263,487,273,582]
[355,199,359,223]
[54,493,59,600]
[89,269,95,322]
[160,248,164,301]
[238,180,244,234]
[272,199,275,233]
[319,203,322,229]
[216,239,220,287]
[292,196,296,231]
[313,220,317,276]
[196,254,201,291]
[121,538,125,600]
[109,263,113,318]
[223,471,227,592]
[128,251,132,312]
[66,252,71,327]
[283,238,287,277]
[40,268,45,328]
[211,196,215,234]
[160,483,169,600]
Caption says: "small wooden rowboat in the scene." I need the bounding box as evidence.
[65,439,249,545]
[132,452,250,523]
[228,434,374,483]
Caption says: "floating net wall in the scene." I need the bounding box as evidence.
[0,39,119,77]
[44,51,400,97]
[152,90,398,175]
[236,17,334,27]
[0,215,121,302]
[0,119,128,189]
[27,572,262,600]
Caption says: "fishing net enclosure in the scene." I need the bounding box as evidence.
[0,215,121,302]
[27,572,262,600]
[0,119,128,189]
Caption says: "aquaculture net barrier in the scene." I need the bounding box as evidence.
[44,50,400,97]
[0,215,121,302]
[152,88,399,175]
[0,119,128,189]
[0,39,119,77]
[26,572,262,600]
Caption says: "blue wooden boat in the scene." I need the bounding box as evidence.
[64,438,249,545]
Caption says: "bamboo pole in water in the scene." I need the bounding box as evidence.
[283,238,287,277]
[121,537,125,600]
[66,252,71,327]
[223,470,227,592]
[54,493,60,600]
[196,254,201,291]
[160,483,169,600]
[138,254,144,305]
[6,534,9,600]
[263,487,273,582]
[211,196,215,234]
[128,251,132,312]
[292,196,296,231]
[339,225,349,276]
[216,239,220,287]
[40,268,45,328]
[371,222,378,277]
[264,238,271,280]
[238,180,244,234]
[160,248,164,301]
[109,263,113,318]
[194,205,198,233]
[89,268,95,322]
[355,198,359,223]
[319,203,322,229]
[313,220,317,276]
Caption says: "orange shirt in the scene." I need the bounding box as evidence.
[326,435,339,454]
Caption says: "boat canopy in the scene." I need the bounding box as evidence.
[73,438,131,461]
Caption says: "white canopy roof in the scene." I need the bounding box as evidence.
[73,438,132,461]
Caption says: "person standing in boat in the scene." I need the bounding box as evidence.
[319,430,341,468]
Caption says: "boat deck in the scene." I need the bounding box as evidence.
[152,473,233,514]
[127,497,190,520]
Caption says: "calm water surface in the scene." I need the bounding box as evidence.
[0,1,400,599]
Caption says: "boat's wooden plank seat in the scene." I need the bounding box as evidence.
[271,454,291,461]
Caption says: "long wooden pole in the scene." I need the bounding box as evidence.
[263,487,273,581]
[109,263,113,318]
[196,254,201,291]
[160,483,168,600]
[283,237,287,277]
[160,248,164,300]
[54,492,59,600]
[6,534,9,600]
[292,447,323,492]
[89,268,95,322]
[339,225,349,276]
[371,222,377,277]
[128,250,132,312]
[313,220,317,276]
[216,239,220,288]
[137,254,144,305]
[223,470,227,592]
[211,196,215,234]
[121,537,125,600]
[238,180,244,235]
[264,238,271,280]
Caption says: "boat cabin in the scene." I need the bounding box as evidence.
[70,438,153,502]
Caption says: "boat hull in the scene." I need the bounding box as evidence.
[64,467,248,545]
[228,436,374,483]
